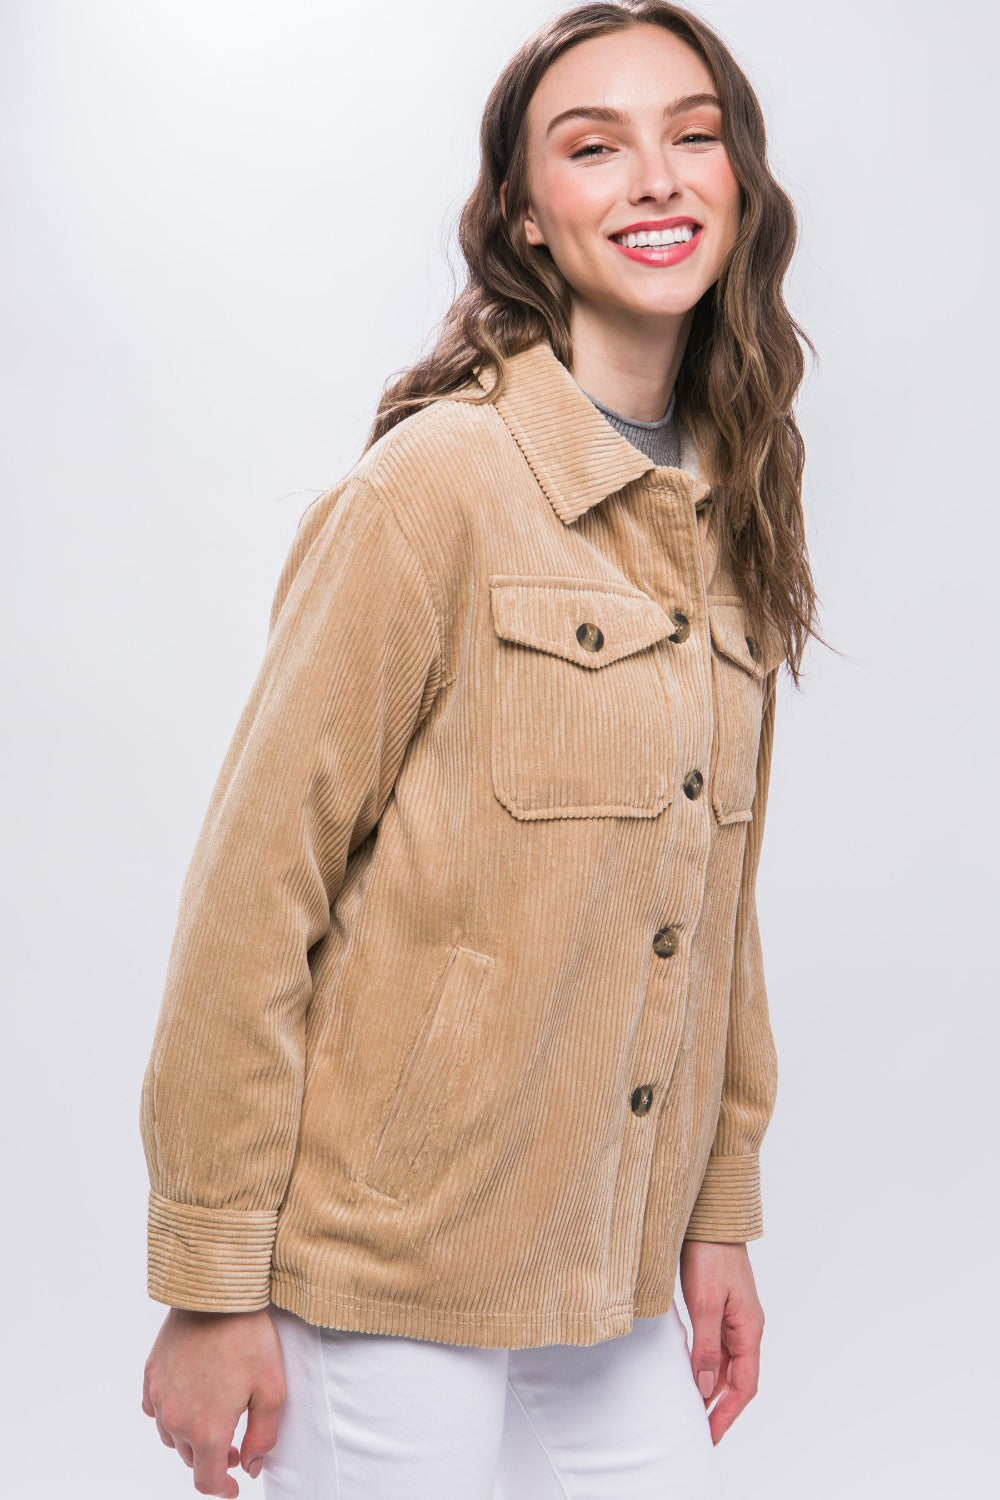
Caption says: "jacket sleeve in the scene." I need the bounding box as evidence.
[683,670,780,1243]
[139,477,442,1311]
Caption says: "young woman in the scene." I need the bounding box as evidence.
[140,3,821,1496]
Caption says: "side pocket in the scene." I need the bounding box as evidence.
[359,945,497,1202]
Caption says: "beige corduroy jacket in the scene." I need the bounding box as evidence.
[140,336,785,1349]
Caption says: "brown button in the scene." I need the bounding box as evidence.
[668,611,691,644]
[630,1084,654,1116]
[745,635,760,662]
[652,925,680,958]
[682,769,704,800]
[576,622,604,652]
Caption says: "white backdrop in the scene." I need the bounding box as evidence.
[2,2,996,1496]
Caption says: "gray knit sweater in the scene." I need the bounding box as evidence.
[579,384,681,469]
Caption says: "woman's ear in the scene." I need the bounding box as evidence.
[522,205,545,247]
[500,180,545,247]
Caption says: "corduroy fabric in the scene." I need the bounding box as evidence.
[581,385,681,470]
[140,336,784,1349]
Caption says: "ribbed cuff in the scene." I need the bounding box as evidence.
[147,1191,278,1311]
[682,1153,764,1242]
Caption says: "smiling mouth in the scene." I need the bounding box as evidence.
[607,224,703,269]
[609,224,701,248]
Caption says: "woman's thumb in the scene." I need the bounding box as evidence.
[240,1384,284,1478]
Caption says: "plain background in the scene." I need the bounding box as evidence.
[2,1,997,1495]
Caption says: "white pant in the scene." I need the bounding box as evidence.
[262,1298,726,1499]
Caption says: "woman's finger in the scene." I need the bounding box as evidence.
[153,1412,176,1450]
[174,1437,195,1470]
[707,1348,760,1444]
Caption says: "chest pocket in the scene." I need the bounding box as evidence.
[707,598,784,824]
[489,576,678,820]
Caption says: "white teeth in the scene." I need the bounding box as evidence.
[612,225,697,248]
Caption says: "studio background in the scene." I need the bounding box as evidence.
[2,1,995,1496]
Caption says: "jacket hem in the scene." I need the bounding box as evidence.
[268,1270,661,1350]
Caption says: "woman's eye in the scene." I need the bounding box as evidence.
[570,132,718,159]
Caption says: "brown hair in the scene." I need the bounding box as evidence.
[361,0,827,684]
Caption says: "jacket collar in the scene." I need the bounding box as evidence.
[472,337,711,526]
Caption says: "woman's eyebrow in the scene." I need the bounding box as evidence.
[546,93,722,138]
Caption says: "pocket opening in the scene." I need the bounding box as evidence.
[359,945,497,1202]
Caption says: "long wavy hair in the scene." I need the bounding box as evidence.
[361,0,825,684]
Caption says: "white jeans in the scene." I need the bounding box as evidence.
[262,1298,726,1499]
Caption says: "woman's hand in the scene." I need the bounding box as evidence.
[678,1239,765,1444]
[142,1306,286,1497]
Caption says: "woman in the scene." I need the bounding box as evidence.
[140,3,821,1496]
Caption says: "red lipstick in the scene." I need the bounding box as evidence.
[609,219,702,268]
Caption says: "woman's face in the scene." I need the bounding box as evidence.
[515,24,741,333]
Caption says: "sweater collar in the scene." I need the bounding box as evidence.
[471,337,711,526]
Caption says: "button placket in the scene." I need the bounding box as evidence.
[595,476,715,1306]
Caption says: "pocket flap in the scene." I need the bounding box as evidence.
[489,577,675,668]
[708,599,784,679]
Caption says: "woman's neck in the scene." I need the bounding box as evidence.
[566,305,692,422]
